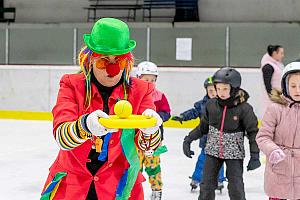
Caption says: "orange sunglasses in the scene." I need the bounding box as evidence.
[92,52,133,70]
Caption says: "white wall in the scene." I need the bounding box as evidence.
[0,65,75,111]
[5,0,300,23]
[0,65,265,118]
[155,67,264,118]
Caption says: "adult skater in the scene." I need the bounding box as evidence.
[261,45,284,115]
[40,18,162,200]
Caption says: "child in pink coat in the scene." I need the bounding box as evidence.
[256,61,300,200]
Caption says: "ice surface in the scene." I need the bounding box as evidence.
[0,120,267,199]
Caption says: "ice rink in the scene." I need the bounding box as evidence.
[0,119,267,200]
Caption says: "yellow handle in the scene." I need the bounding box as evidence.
[99,115,157,129]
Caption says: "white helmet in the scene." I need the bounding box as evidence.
[281,61,300,97]
[136,61,158,77]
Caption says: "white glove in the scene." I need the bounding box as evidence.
[269,149,286,164]
[144,149,154,157]
[86,110,118,137]
[139,109,163,135]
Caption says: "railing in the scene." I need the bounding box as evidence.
[84,0,199,22]
[84,0,141,22]
[0,7,16,23]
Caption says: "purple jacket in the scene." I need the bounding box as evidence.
[256,96,300,199]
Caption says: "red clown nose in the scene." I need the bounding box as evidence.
[106,63,121,77]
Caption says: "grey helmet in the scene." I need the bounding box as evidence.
[213,67,241,89]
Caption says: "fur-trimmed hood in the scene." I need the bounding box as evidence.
[234,88,249,105]
[269,89,290,106]
[217,88,249,108]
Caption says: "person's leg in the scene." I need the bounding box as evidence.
[192,148,206,182]
[199,155,223,200]
[216,163,226,191]
[145,155,163,192]
[225,159,246,200]
[138,149,145,172]
[217,163,226,182]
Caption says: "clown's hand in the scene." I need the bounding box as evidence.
[144,149,154,157]
[139,109,163,135]
[86,110,118,137]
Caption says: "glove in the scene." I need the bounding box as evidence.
[247,152,261,171]
[144,149,154,157]
[269,149,286,164]
[86,110,118,136]
[171,115,184,124]
[139,109,163,135]
[183,136,194,158]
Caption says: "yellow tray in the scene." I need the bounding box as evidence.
[99,115,157,129]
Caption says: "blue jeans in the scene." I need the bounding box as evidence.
[192,148,226,182]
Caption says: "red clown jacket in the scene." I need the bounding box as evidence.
[42,73,156,200]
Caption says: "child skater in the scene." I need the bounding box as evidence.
[256,61,300,200]
[136,61,171,200]
[183,67,261,200]
[172,77,226,191]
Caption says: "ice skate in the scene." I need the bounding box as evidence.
[216,182,224,194]
[189,177,199,191]
[151,190,162,200]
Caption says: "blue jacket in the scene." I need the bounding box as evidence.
[180,95,209,121]
[180,95,209,148]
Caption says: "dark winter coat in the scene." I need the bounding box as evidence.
[180,95,209,148]
[188,89,259,159]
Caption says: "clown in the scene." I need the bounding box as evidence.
[40,18,162,200]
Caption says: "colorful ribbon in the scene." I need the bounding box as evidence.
[40,172,67,200]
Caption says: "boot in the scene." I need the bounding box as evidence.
[216,181,224,193]
[190,179,199,191]
[151,190,162,200]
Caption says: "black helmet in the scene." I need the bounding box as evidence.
[204,76,214,88]
[213,67,241,88]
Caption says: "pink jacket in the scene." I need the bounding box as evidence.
[260,53,284,115]
[152,89,171,116]
[256,97,300,199]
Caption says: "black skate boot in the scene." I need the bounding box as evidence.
[190,179,199,191]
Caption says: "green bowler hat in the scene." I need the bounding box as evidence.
[84,18,136,55]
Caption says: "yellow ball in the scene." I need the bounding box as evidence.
[114,100,133,119]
